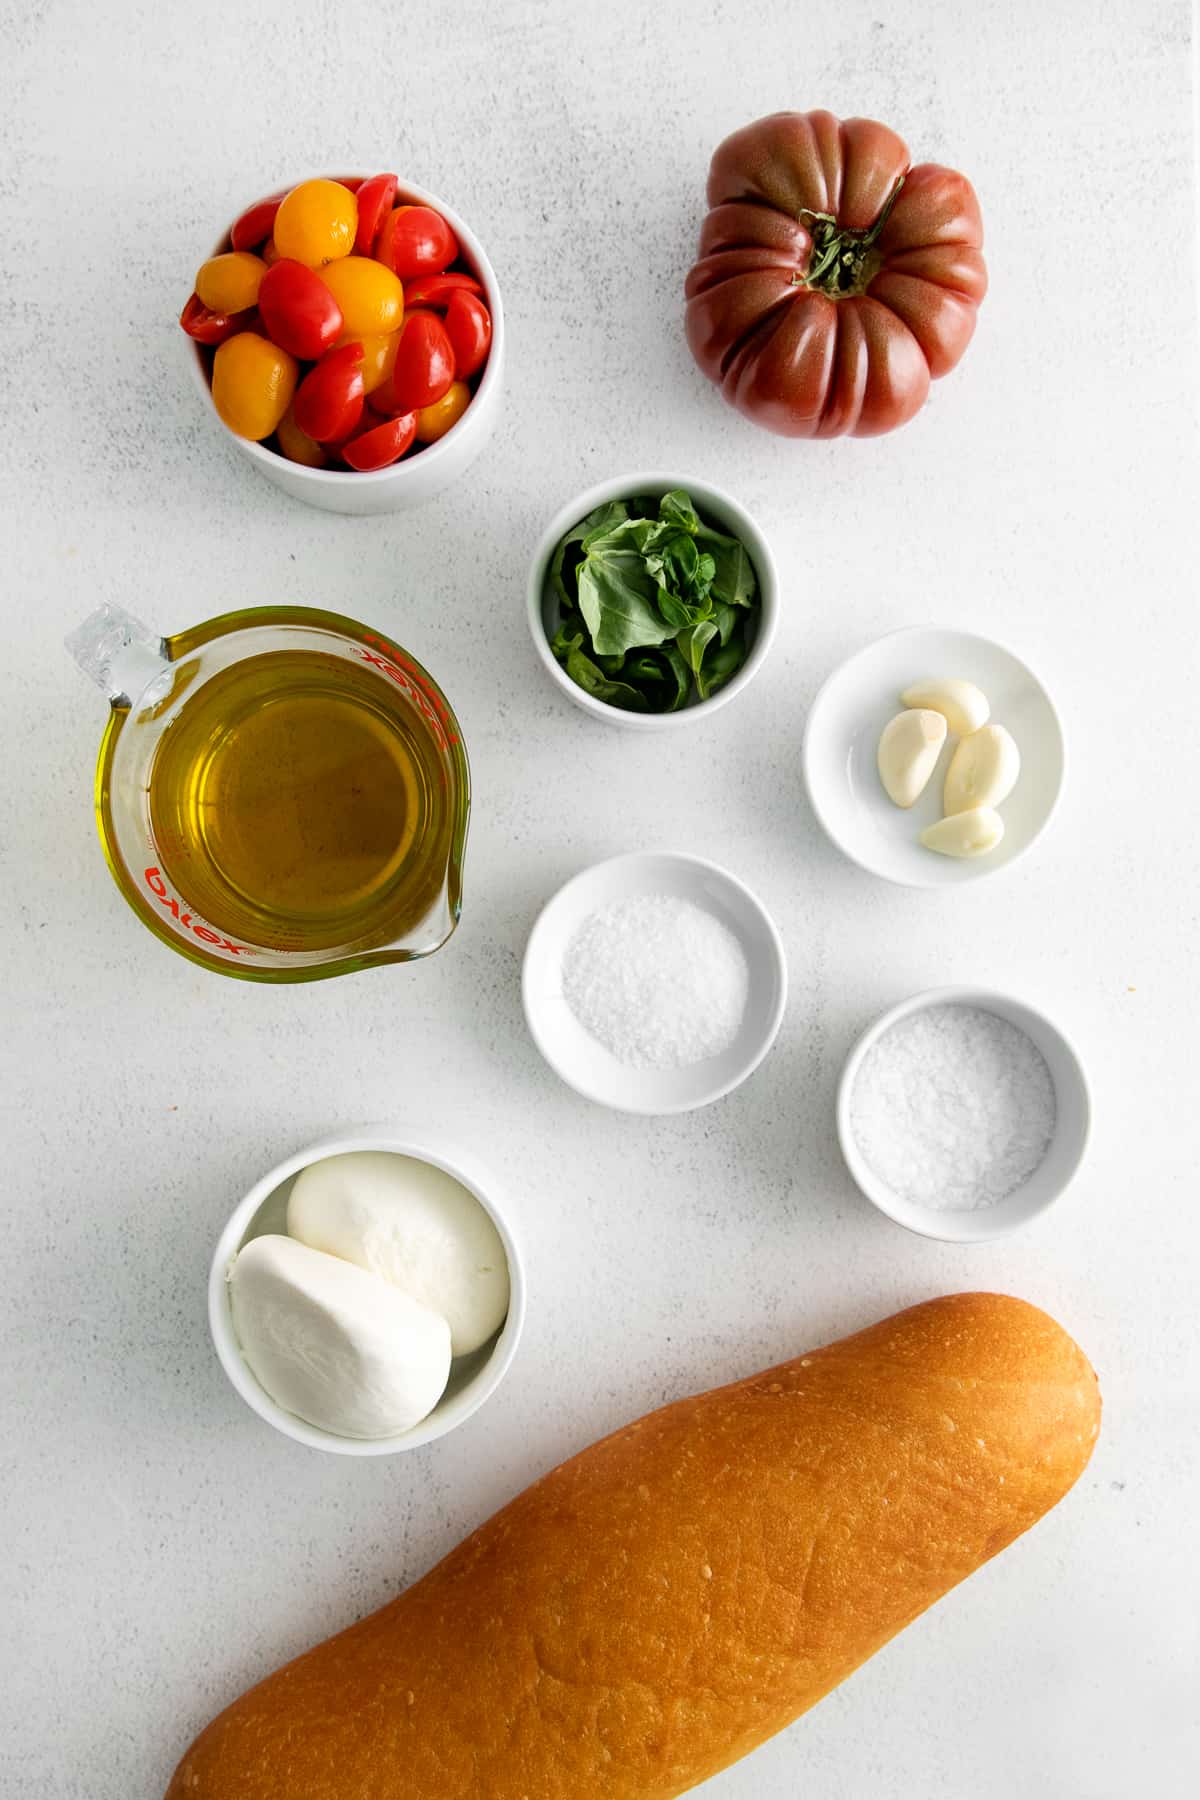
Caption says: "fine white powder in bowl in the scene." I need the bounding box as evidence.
[849,1003,1057,1210]
[562,894,749,1069]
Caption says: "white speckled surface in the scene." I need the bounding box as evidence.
[2,2,1198,1795]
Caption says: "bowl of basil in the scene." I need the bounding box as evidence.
[527,473,778,728]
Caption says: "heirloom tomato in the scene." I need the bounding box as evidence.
[684,110,987,437]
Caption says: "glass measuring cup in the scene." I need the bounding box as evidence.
[67,604,470,982]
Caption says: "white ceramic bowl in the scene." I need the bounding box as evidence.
[802,626,1065,886]
[836,986,1090,1242]
[522,851,787,1113]
[186,177,504,515]
[526,473,779,730]
[208,1127,525,1453]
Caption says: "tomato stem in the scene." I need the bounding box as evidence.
[799,175,905,297]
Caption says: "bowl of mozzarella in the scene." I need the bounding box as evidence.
[209,1127,525,1453]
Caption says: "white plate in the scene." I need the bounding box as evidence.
[802,626,1065,887]
[522,852,787,1114]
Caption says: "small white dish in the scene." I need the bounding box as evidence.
[526,472,778,730]
[186,176,504,516]
[208,1126,525,1454]
[802,626,1065,886]
[836,986,1090,1242]
[522,851,787,1113]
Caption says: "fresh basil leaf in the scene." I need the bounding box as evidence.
[581,515,661,556]
[624,645,691,711]
[659,489,700,534]
[696,631,748,700]
[658,642,692,710]
[655,589,695,631]
[550,500,629,611]
[549,489,758,712]
[709,599,738,645]
[551,626,650,711]
[696,524,757,608]
[576,542,676,657]
[678,618,717,676]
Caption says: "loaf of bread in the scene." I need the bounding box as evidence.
[167,1292,1099,1799]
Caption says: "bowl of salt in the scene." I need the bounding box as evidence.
[836,986,1091,1242]
[522,852,787,1114]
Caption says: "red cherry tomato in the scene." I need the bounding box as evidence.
[443,290,492,378]
[341,411,418,470]
[402,271,484,310]
[292,341,366,441]
[231,193,283,251]
[373,310,455,413]
[376,205,458,279]
[257,258,344,360]
[179,292,252,345]
[338,177,364,194]
[354,173,398,255]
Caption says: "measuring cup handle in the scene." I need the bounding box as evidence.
[65,604,168,707]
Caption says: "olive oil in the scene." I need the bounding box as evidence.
[148,650,454,951]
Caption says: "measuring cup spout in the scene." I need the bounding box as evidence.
[66,604,169,708]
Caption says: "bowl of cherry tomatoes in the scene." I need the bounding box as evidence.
[181,173,503,514]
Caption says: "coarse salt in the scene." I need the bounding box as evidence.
[849,1004,1056,1210]
[562,893,748,1069]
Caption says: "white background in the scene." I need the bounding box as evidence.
[2,1,1198,1795]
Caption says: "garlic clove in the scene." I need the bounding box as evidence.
[944,723,1021,816]
[920,807,1005,859]
[900,678,990,736]
[877,709,947,808]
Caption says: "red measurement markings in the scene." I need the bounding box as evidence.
[142,868,252,956]
[359,633,458,748]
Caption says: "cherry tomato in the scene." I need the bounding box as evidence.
[319,256,404,339]
[258,259,344,360]
[230,193,283,251]
[374,310,454,414]
[338,177,364,194]
[180,293,250,345]
[349,330,402,395]
[211,332,297,440]
[341,411,418,470]
[273,179,357,269]
[195,251,267,316]
[375,205,458,279]
[261,237,281,266]
[443,290,492,378]
[416,380,471,442]
[292,341,365,441]
[402,271,484,310]
[275,403,327,468]
[353,173,398,254]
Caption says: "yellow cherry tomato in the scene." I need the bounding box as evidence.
[345,329,402,395]
[273,179,357,268]
[416,379,471,442]
[320,256,404,338]
[211,332,297,440]
[275,402,327,467]
[194,251,267,314]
